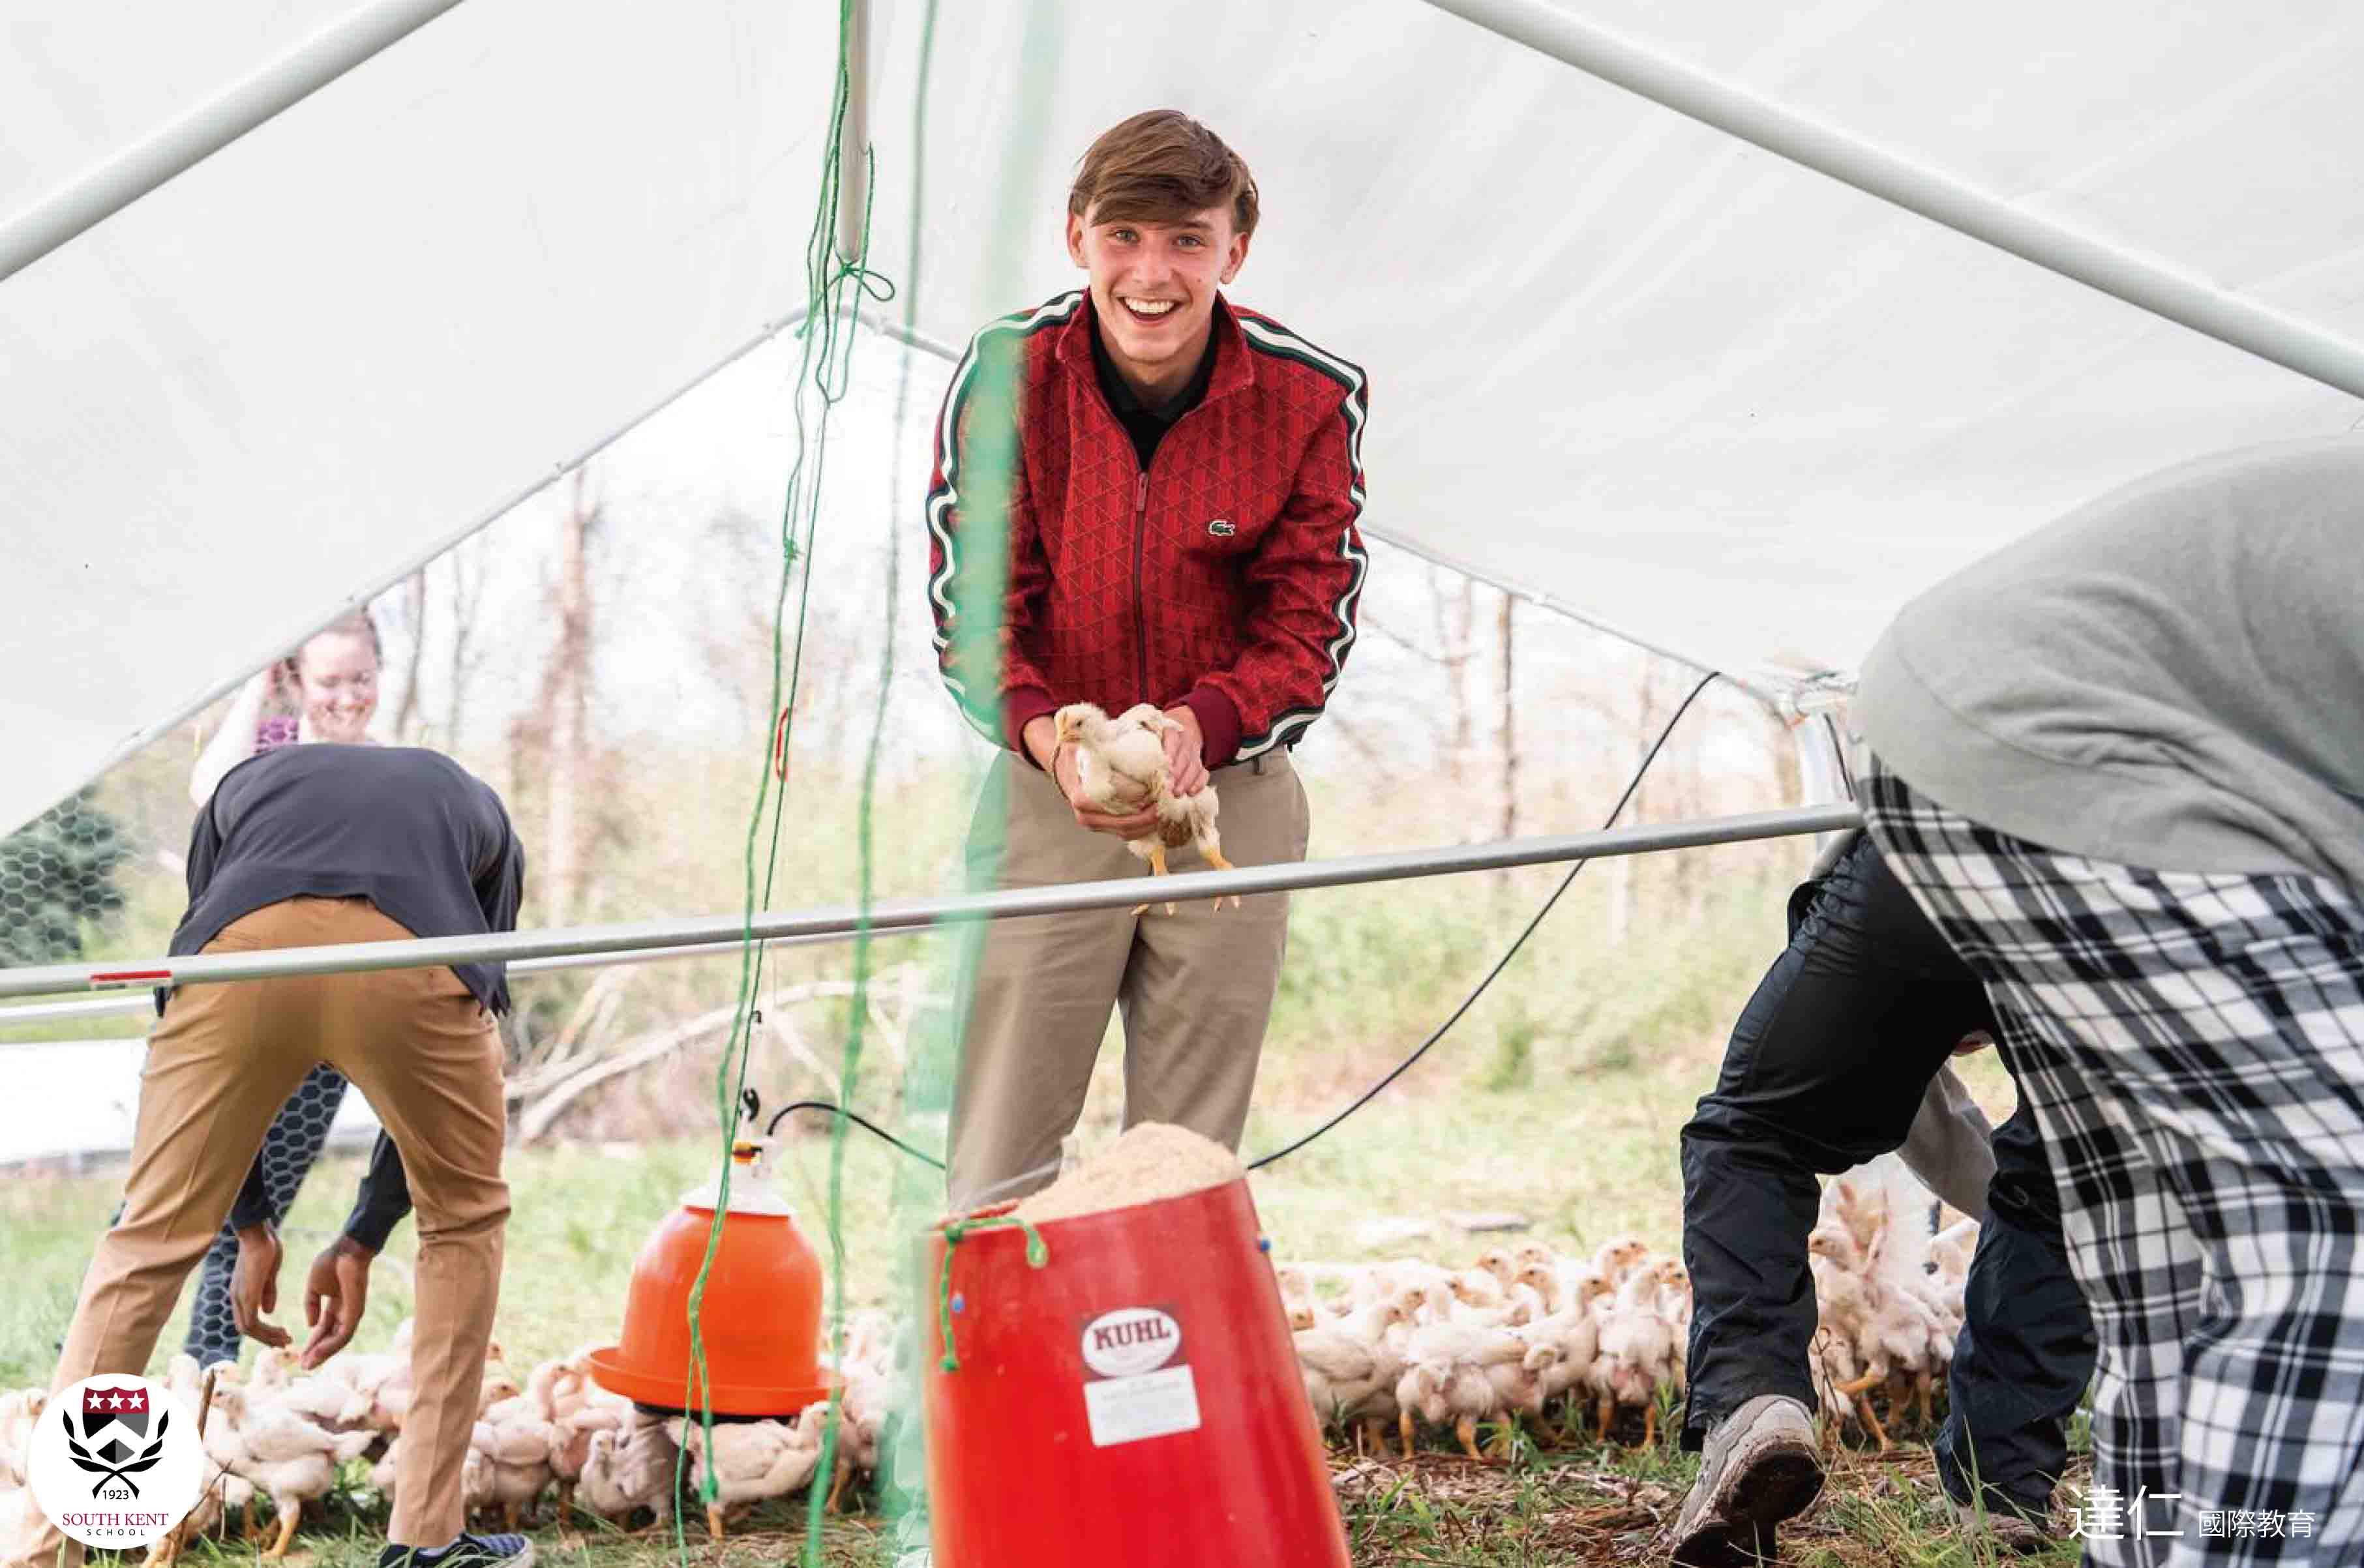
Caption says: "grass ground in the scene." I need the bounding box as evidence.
[3,1016,2071,1566]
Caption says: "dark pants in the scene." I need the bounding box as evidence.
[1678,833,2096,1515]
[1932,1105,2096,1515]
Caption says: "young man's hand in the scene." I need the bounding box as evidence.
[1022,713,1160,840]
[231,1220,293,1350]
[1160,706,1209,797]
[299,1237,376,1368]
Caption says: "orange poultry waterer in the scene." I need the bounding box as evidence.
[924,1176,1351,1568]
[586,1141,834,1415]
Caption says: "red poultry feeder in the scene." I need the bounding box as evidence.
[924,1176,1351,1568]
[587,1141,834,1415]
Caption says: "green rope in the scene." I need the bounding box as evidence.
[803,117,897,1568]
[665,0,891,1556]
[935,1215,1051,1373]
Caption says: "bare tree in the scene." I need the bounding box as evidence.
[517,470,601,928]
[441,538,492,748]
[391,569,429,742]
[1433,567,1478,786]
[1497,590,1518,842]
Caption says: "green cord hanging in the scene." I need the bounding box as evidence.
[935,1214,1051,1373]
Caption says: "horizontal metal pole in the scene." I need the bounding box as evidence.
[0,926,916,1029]
[0,0,468,282]
[0,996,152,1026]
[857,307,963,363]
[0,804,1861,1000]
[1420,0,2364,402]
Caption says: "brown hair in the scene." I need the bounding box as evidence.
[1069,110,1259,240]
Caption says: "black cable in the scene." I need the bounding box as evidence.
[1245,669,1722,1170]
[738,668,1722,1178]
[747,1091,947,1170]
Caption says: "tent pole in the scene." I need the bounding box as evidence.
[1417,0,2364,402]
[0,803,1862,1000]
[0,0,469,283]
[0,926,918,1030]
[835,0,873,267]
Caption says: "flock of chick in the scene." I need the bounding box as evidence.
[1285,1162,1977,1460]
[0,1316,898,1559]
[0,1165,1973,1551]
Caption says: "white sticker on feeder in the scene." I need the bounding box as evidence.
[1080,1308,1181,1378]
[1083,1365,1201,1447]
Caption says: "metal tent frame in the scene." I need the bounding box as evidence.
[8,0,2361,1005]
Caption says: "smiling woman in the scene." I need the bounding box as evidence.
[188,609,385,806]
[167,606,389,1372]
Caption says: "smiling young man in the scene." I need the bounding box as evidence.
[926,110,1369,1208]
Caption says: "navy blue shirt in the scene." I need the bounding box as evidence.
[173,745,524,1013]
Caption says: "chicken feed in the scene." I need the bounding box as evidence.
[1008,1121,1244,1224]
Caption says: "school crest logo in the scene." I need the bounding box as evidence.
[27,1376,203,1550]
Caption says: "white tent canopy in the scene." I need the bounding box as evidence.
[7,0,2361,835]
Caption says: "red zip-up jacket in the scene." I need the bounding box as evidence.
[925,290,1369,769]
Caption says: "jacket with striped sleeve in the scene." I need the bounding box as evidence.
[924,290,1369,769]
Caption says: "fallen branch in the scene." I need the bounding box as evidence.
[511,964,932,1144]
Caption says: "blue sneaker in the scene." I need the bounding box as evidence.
[376,1533,534,1568]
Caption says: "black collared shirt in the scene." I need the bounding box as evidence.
[1091,315,1218,469]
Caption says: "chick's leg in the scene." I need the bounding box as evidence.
[706,1502,726,1541]
[1455,1416,1486,1464]
[1152,842,1176,917]
[1399,1408,1416,1461]
[1856,1394,1891,1453]
[1130,843,1173,917]
[264,1502,299,1560]
[1199,845,1243,911]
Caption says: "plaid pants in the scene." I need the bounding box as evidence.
[1863,762,2364,1568]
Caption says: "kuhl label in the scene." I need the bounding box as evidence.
[1079,1307,1182,1379]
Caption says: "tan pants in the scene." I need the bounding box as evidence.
[946,750,1310,1211]
[19,897,507,1561]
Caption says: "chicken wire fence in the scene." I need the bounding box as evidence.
[0,790,132,971]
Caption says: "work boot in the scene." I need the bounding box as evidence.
[1668,1395,1823,1566]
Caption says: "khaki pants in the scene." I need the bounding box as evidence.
[18,897,507,1561]
[946,750,1310,1211]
